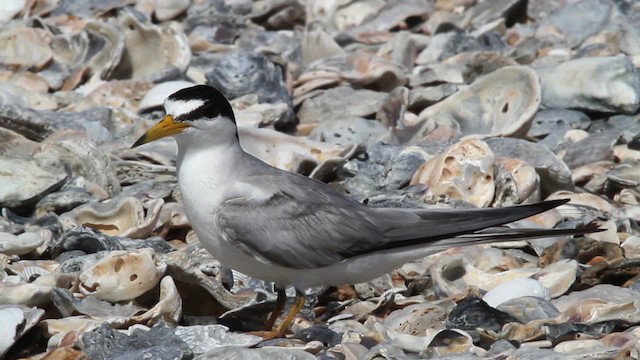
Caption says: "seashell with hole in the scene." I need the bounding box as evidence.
[411,138,495,207]
[415,66,540,140]
[431,255,577,298]
[78,248,167,302]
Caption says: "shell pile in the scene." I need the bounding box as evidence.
[2,0,640,359]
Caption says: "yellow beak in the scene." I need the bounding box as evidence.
[131,115,190,148]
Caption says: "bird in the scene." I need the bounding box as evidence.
[132,84,600,338]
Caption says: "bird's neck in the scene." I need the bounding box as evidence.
[175,132,246,182]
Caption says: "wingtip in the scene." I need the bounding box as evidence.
[541,198,571,209]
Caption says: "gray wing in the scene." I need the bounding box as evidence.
[213,173,388,269]
[213,172,581,269]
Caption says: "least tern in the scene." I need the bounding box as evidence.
[133,85,599,338]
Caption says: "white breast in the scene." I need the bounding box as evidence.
[176,145,296,285]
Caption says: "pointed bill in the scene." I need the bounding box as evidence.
[131,115,190,148]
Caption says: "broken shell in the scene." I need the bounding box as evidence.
[0,157,67,210]
[483,278,550,308]
[422,329,481,358]
[0,27,53,70]
[111,9,191,81]
[238,126,361,181]
[416,66,541,139]
[537,56,640,114]
[0,306,45,358]
[493,157,541,205]
[411,138,495,207]
[153,0,191,21]
[59,195,162,239]
[78,248,167,302]
[497,296,560,324]
[0,282,52,307]
[0,232,45,256]
[51,20,125,83]
[530,259,578,298]
[132,275,182,325]
[297,86,387,125]
[487,137,574,196]
[0,0,25,24]
[374,303,447,353]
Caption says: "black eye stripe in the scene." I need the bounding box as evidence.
[175,103,219,122]
[169,85,236,124]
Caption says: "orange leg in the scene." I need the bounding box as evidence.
[249,289,305,339]
[264,287,287,331]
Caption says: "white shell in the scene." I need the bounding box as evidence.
[417,66,541,139]
[59,196,161,238]
[0,232,45,256]
[411,138,495,207]
[0,0,25,23]
[483,278,550,308]
[153,0,191,21]
[78,248,167,302]
[0,308,23,357]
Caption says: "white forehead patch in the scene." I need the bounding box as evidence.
[164,99,205,117]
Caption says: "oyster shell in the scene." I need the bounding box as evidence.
[411,138,495,207]
[416,66,541,140]
[78,248,167,302]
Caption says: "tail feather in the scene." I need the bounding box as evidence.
[424,225,603,254]
[353,199,601,257]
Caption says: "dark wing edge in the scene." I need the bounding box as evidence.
[354,199,601,256]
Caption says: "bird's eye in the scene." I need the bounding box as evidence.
[202,104,219,119]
